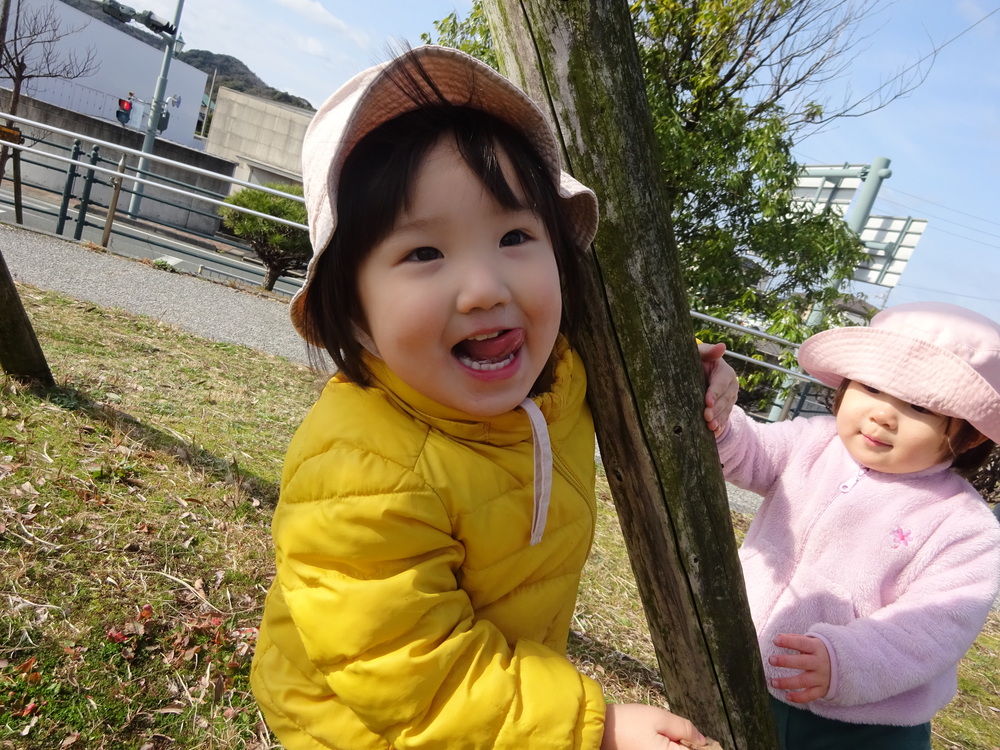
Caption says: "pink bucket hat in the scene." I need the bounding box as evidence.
[290,45,599,343]
[798,301,1000,442]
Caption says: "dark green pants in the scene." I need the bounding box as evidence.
[770,697,931,750]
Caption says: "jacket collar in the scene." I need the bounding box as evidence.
[363,335,579,447]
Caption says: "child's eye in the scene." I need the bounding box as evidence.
[405,246,442,262]
[911,404,936,416]
[862,384,880,394]
[499,229,529,247]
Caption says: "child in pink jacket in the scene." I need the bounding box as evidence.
[713,301,1000,749]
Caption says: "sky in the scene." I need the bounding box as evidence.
[789,1,1000,323]
[132,0,1000,323]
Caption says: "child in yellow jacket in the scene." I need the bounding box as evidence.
[250,45,732,750]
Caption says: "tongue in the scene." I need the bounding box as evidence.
[457,329,523,363]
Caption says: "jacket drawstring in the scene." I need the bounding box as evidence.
[520,398,552,545]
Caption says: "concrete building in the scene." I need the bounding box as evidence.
[205,87,313,187]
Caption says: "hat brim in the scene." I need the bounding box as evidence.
[798,326,1000,443]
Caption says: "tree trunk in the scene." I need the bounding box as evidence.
[0,69,24,185]
[262,265,280,292]
[0,249,54,387]
[483,2,776,748]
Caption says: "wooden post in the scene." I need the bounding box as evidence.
[482,2,776,748]
[0,249,54,387]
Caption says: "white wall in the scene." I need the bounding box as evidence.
[0,0,207,148]
[206,87,312,187]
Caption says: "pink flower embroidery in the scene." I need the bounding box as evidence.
[890,527,912,549]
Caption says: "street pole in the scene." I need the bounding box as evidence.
[765,156,893,422]
[127,0,184,217]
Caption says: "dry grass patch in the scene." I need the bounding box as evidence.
[2,283,997,749]
[2,286,321,748]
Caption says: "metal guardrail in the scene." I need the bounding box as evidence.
[689,310,822,386]
[0,106,308,264]
[0,110,308,231]
[0,109,313,296]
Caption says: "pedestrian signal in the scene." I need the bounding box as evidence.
[116,98,132,124]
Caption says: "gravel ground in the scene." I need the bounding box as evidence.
[1,224,312,366]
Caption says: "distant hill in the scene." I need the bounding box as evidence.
[57,0,314,110]
[175,49,313,110]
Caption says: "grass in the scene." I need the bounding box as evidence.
[2,283,998,749]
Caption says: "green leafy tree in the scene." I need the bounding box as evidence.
[420,3,497,69]
[629,0,879,353]
[422,1,928,370]
[219,183,310,292]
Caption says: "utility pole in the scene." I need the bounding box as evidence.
[199,67,216,138]
[128,0,183,216]
[101,0,185,217]
[766,157,893,422]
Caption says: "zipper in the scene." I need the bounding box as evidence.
[839,467,869,493]
[553,451,597,528]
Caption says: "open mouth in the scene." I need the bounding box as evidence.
[453,329,524,372]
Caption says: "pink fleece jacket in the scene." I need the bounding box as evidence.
[717,407,1000,726]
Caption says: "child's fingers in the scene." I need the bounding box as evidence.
[781,685,828,704]
[770,670,827,703]
[654,712,704,744]
[772,633,818,654]
[770,669,820,690]
[769,651,816,672]
[700,343,738,432]
[698,342,727,365]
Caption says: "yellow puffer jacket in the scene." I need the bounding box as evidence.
[251,337,605,749]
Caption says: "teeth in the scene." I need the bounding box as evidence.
[468,331,501,341]
[457,353,515,371]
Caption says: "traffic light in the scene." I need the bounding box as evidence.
[116,97,132,124]
[135,9,176,35]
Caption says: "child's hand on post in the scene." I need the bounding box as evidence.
[699,343,738,437]
[601,703,707,750]
[768,633,832,703]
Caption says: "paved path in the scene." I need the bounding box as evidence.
[2,223,311,366]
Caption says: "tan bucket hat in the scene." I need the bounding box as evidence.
[290,45,599,343]
[798,301,1000,442]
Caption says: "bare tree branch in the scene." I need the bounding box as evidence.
[633,0,934,133]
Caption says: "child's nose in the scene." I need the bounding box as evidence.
[870,404,897,428]
[456,262,512,313]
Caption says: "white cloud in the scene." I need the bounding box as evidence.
[270,0,371,47]
[295,35,328,59]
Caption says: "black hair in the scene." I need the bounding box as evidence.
[831,379,994,477]
[301,94,584,386]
